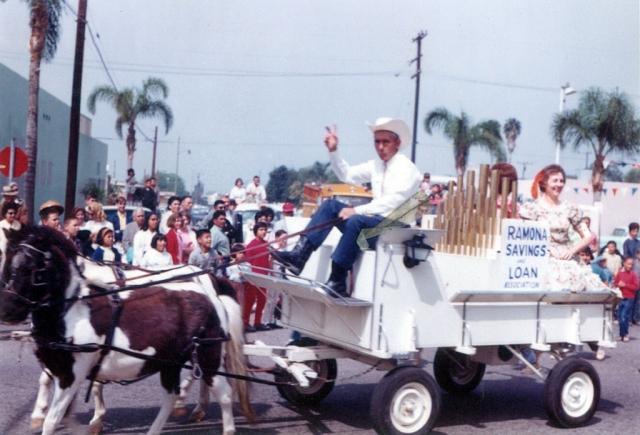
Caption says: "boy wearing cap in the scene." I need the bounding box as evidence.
[273,202,294,234]
[39,200,64,230]
[272,118,422,297]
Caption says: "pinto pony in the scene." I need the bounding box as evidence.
[0,226,253,435]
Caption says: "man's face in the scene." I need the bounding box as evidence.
[253,177,260,186]
[630,228,639,240]
[65,219,80,237]
[182,197,193,212]
[145,180,152,188]
[216,203,227,213]
[133,211,145,226]
[42,212,60,229]
[150,179,157,187]
[374,130,401,162]
[116,200,126,213]
[85,197,97,206]
[214,215,226,229]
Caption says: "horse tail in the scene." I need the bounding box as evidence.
[219,294,256,422]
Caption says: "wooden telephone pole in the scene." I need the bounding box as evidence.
[410,30,427,164]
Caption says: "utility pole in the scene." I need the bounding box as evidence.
[65,0,88,213]
[174,137,180,195]
[410,30,428,164]
[517,161,533,180]
[151,126,158,177]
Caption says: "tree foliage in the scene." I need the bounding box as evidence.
[552,87,640,201]
[503,118,522,162]
[266,161,338,204]
[87,77,173,168]
[424,108,506,176]
[604,165,623,182]
[624,168,640,184]
[157,171,187,196]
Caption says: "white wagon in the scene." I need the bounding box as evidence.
[244,220,615,435]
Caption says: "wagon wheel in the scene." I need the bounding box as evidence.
[371,366,441,435]
[543,357,600,428]
[433,348,485,395]
[274,338,337,406]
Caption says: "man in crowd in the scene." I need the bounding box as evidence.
[272,118,422,297]
[1,183,23,207]
[197,200,236,244]
[141,178,158,211]
[210,210,231,256]
[273,202,295,233]
[123,208,146,255]
[245,175,267,204]
[107,196,132,243]
[181,195,194,213]
[63,217,82,251]
[84,193,98,222]
[39,200,64,230]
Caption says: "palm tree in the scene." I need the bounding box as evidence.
[87,77,174,169]
[15,0,63,223]
[424,108,505,176]
[503,118,522,163]
[552,87,640,202]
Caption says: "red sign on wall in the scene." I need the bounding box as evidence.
[0,147,29,178]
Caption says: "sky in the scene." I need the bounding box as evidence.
[0,0,638,195]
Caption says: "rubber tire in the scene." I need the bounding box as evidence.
[371,366,441,435]
[274,338,337,406]
[433,348,486,395]
[543,357,600,428]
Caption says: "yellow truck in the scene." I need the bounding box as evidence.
[301,183,372,217]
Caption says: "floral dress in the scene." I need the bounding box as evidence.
[520,200,607,292]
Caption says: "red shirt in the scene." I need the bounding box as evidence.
[614,269,639,299]
[246,237,270,275]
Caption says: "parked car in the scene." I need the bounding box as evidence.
[599,227,628,251]
[103,205,152,222]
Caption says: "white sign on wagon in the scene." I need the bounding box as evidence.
[497,219,550,291]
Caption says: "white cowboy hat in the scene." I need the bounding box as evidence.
[366,117,412,150]
[2,185,19,196]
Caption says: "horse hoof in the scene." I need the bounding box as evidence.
[171,406,187,418]
[88,422,104,435]
[188,411,205,423]
[29,417,44,431]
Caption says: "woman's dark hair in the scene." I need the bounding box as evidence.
[262,207,275,219]
[166,196,181,210]
[151,233,167,249]
[96,227,113,246]
[71,206,85,219]
[490,162,518,194]
[141,212,159,232]
[2,201,18,217]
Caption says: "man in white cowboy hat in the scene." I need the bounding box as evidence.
[1,182,23,207]
[272,118,422,297]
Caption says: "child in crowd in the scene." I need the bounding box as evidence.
[623,222,640,260]
[591,255,613,287]
[579,247,593,266]
[243,222,271,332]
[140,234,173,269]
[633,248,640,325]
[600,241,623,277]
[614,256,639,342]
[91,227,122,263]
[188,229,219,270]
[227,243,247,316]
[262,229,288,330]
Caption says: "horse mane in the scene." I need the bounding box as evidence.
[27,226,79,261]
[212,275,237,301]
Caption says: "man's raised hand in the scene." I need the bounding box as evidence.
[324,125,338,152]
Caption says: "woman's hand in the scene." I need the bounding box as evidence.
[557,247,575,260]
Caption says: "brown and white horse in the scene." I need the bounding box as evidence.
[0,226,254,435]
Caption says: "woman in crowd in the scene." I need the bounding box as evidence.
[71,206,86,224]
[91,227,122,263]
[165,213,184,264]
[139,234,173,268]
[16,206,28,226]
[160,196,181,234]
[178,211,196,262]
[521,164,609,362]
[229,178,246,204]
[83,203,113,254]
[133,212,160,266]
[0,202,20,231]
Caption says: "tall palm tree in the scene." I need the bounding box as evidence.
[424,108,505,176]
[16,0,63,223]
[87,77,174,169]
[552,87,640,202]
[503,118,522,163]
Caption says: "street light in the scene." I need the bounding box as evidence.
[555,83,577,164]
[175,137,190,195]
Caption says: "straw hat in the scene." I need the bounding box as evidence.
[2,184,19,196]
[39,200,64,216]
[366,118,412,150]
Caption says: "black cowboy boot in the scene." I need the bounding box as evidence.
[325,261,349,298]
[271,236,315,276]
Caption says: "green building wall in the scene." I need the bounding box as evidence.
[0,63,107,220]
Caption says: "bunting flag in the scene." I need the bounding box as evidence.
[622,187,628,197]
[612,188,618,196]
[604,159,640,169]
[603,188,608,195]
[583,188,590,194]
[633,187,638,196]
[573,187,579,194]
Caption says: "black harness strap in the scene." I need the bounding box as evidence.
[84,290,123,402]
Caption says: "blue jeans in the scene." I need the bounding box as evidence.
[632,290,640,323]
[617,298,634,338]
[305,200,385,270]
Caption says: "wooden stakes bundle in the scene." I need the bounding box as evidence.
[431,164,518,257]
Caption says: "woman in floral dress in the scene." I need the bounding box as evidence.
[520,164,607,292]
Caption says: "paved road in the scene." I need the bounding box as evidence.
[1,322,639,435]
